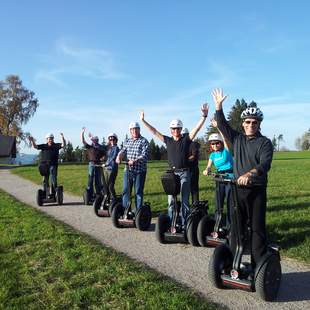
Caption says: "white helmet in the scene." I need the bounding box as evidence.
[208,133,223,142]
[181,127,189,134]
[45,133,54,139]
[129,121,140,129]
[107,132,118,140]
[241,103,264,121]
[169,119,183,128]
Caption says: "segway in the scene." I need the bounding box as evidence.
[197,173,232,247]
[111,163,152,231]
[36,161,63,206]
[155,169,210,246]
[93,193,122,217]
[208,176,282,301]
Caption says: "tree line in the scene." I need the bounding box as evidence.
[1,74,310,157]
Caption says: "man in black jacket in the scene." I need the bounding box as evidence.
[212,88,273,268]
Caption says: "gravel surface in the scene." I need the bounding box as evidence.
[0,169,309,310]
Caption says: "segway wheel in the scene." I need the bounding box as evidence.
[56,186,63,205]
[208,243,233,288]
[197,215,216,247]
[93,194,104,217]
[36,189,44,206]
[135,203,152,231]
[155,214,170,244]
[111,202,124,228]
[186,213,201,246]
[109,196,121,216]
[255,254,282,301]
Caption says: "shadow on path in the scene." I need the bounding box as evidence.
[277,271,310,302]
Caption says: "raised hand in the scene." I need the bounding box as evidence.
[201,103,209,117]
[212,88,227,109]
[140,110,145,121]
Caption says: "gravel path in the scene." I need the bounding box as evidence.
[0,169,309,310]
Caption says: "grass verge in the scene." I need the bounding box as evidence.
[0,190,221,309]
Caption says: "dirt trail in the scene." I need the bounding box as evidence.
[0,169,309,310]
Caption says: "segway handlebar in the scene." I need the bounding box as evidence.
[211,172,235,184]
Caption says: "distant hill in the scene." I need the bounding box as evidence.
[15,153,38,165]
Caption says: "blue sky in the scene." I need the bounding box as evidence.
[1,0,309,153]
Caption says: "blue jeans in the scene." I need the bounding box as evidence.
[122,169,146,212]
[168,170,190,226]
[43,164,58,194]
[87,162,102,197]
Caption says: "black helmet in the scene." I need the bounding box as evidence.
[241,102,264,121]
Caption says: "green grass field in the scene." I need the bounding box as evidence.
[11,151,310,263]
[0,190,221,309]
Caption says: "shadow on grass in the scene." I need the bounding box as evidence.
[277,271,310,302]
[273,157,309,161]
[268,201,310,213]
[268,220,310,251]
[269,193,310,200]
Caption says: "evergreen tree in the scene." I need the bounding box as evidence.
[272,135,277,151]
[60,141,75,162]
[148,138,157,160]
[227,99,248,132]
[160,145,167,160]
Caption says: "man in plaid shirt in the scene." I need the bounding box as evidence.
[116,121,149,212]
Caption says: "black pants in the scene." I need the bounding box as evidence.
[230,186,267,267]
[215,182,232,228]
[190,165,199,204]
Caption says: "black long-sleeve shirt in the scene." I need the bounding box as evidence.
[215,109,273,186]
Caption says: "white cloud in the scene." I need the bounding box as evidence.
[34,39,129,86]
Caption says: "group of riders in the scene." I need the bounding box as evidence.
[29,88,273,274]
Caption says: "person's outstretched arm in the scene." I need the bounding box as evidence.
[60,133,66,148]
[28,136,38,149]
[189,103,209,140]
[140,110,164,142]
[212,88,238,144]
[81,127,87,146]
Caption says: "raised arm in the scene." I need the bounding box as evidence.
[81,127,87,146]
[189,103,209,140]
[28,135,38,149]
[60,133,66,148]
[140,110,164,142]
[212,88,238,144]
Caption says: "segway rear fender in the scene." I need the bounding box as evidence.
[254,251,280,281]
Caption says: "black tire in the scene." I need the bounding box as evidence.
[208,243,233,288]
[197,215,216,247]
[155,214,170,243]
[135,204,152,231]
[255,254,282,301]
[36,189,44,206]
[56,186,63,205]
[109,196,121,216]
[93,194,104,217]
[111,202,124,228]
[186,213,201,246]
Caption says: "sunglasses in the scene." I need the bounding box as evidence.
[211,142,221,146]
[109,137,116,140]
[244,120,258,125]
[171,127,181,130]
